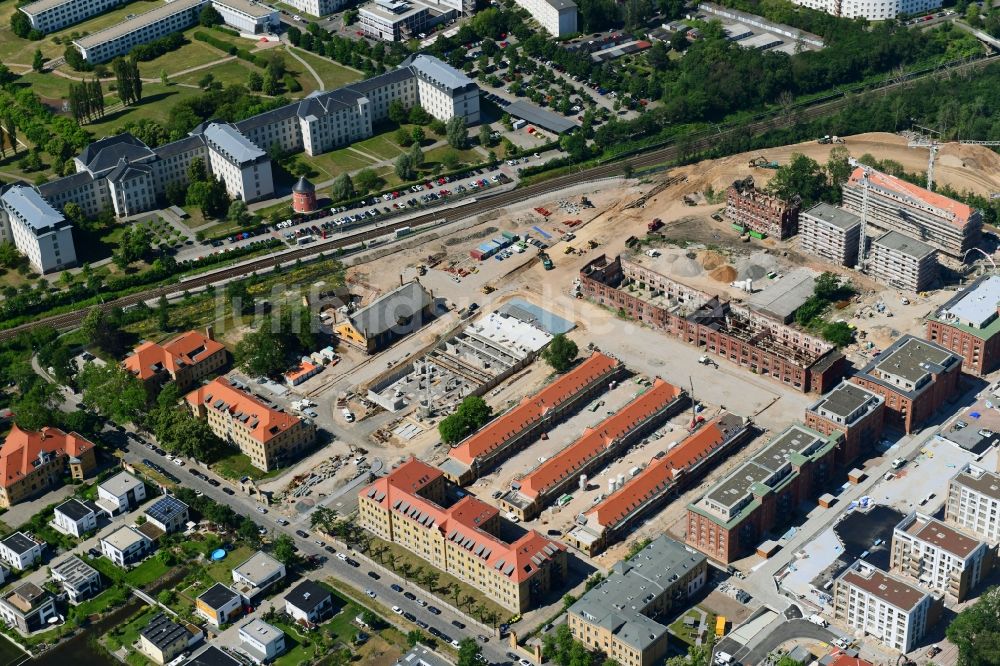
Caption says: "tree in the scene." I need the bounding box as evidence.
[12,382,59,431]
[32,49,45,72]
[0,243,23,269]
[10,11,32,38]
[3,115,17,156]
[188,157,207,184]
[198,73,215,90]
[395,127,414,147]
[355,168,380,193]
[272,534,299,564]
[395,153,415,181]
[287,25,302,46]
[441,150,461,171]
[388,99,407,125]
[446,116,468,149]
[767,153,832,207]
[670,30,689,52]
[157,294,170,332]
[542,334,578,372]
[457,639,481,666]
[478,124,492,148]
[438,395,493,445]
[199,4,222,25]
[77,363,147,425]
[247,70,263,92]
[330,173,354,202]
[262,71,279,96]
[947,586,1000,666]
[310,506,336,532]
[227,200,252,226]
[408,106,431,125]
[235,326,288,378]
[238,518,262,547]
[826,145,852,189]
[429,119,446,136]
[411,126,425,144]
[81,307,125,355]
[407,630,425,647]
[408,142,423,169]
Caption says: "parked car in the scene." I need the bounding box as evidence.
[295,530,310,538]
[391,584,404,593]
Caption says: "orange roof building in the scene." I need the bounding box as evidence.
[186,377,315,472]
[358,458,567,612]
[441,351,623,484]
[0,426,97,508]
[123,330,227,391]
[843,166,981,263]
[284,361,321,386]
[566,413,753,555]
[501,378,688,520]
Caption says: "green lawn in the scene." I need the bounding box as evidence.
[85,554,127,584]
[84,82,203,137]
[204,545,254,584]
[125,557,170,588]
[271,619,320,666]
[49,0,162,45]
[212,451,278,481]
[108,606,157,652]
[423,145,485,169]
[354,135,404,160]
[296,149,374,181]
[173,58,257,88]
[668,607,717,648]
[137,35,229,78]
[290,48,363,90]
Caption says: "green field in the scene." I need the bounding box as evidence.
[137,35,230,78]
[173,58,257,88]
[354,134,404,160]
[291,47,363,90]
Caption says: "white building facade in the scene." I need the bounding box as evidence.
[211,0,279,33]
[0,533,43,571]
[53,499,98,538]
[512,0,577,36]
[72,0,205,64]
[203,123,275,203]
[946,463,1000,543]
[891,512,992,602]
[19,0,125,33]
[0,185,77,274]
[789,0,940,20]
[281,0,349,16]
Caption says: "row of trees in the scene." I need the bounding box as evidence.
[113,57,143,107]
[68,79,106,124]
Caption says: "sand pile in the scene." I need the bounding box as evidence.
[710,265,737,282]
[700,250,727,270]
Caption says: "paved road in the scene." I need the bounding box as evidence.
[119,436,513,665]
[717,618,838,665]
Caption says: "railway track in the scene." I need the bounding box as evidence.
[1,54,994,341]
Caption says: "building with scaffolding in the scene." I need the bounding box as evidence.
[798,203,862,267]
[578,255,844,393]
[842,166,980,266]
[868,231,937,293]
[725,176,801,239]
[925,274,1000,376]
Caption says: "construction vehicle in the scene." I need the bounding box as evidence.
[416,264,427,276]
[539,252,554,270]
[587,239,599,249]
[748,156,779,169]
[647,218,664,232]
[563,245,575,255]
[817,135,844,144]
[481,284,495,294]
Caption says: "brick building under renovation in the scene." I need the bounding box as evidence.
[726,176,801,240]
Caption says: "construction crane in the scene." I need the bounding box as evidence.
[848,158,871,270]
[907,125,1000,192]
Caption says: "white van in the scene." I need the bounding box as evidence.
[342,408,355,422]
[714,652,733,665]
[808,614,828,627]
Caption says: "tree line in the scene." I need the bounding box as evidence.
[113,57,143,107]
[68,79,106,123]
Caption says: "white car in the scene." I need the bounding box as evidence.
[337,552,348,561]
[415,598,427,607]
[256,506,267,514]
[392,606,403,615]
[365,589,377,598]
[293,14,301,20]
[172,458,184,466]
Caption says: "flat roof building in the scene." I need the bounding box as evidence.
[0,583,57,635]
[511,0,577,36]
[868,231,937,293]
[746,268,818,324]
[231,550,286,600]
[850,334,961,434]
[139,612,203,665]
[804,381,884,467]
[946,463,1000,543]
[97,471,146,515]
[568,536,707,666]
[101,526,153,568]
[925,274,1000,376]
[144,495,189,534]
[51,555,102,603]
[211,0,279,33]
[798,203,862,267]
[239,618,286,663]
[72,0,205,64]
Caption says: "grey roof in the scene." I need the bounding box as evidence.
[396,645,453,666]
[154,135,206,160]
[939,274,1000,329]
[348,280,432,338]
[235,102,298,133]
[1,532,38,555]
[505,100,576,134]
[185,645,241,666]
[77,133,155,175]
[55,498,97,522]
[951,464,1000,501]
[51,555,100,588]
[859,334,959,395]
[347,67,414,94]
[808,381,881,424]
[540,0,576,9]
[568,536,704,652]
[407,54,476,92]
[873,230,936,260]
[1,185,66,233]
[102,526,149,551]
[19,0,77,16]
[802,202,861,231]
[100,471,143,497]
[232,551,284,585]
[198,582,240,610]
[107,159,153,183]
[212,0,278,18]
[145,495,189,525]
[292,176,315,194]
[74,0,203,48]
[284,579,331,613]
[295,88,366,120]
[141,612,189,650]
[746,268,817,322]
[204,123,266,166]
[239,618,284,646]
[37,171,95,198]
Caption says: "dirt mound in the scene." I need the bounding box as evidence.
[710,265,737,282]
[700,250,727,270]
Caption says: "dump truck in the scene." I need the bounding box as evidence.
[540,253,554,270]
[648,218,664,232]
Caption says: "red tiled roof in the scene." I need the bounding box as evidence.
[517,378,683,500]
[0,426,94,486]
[360,459,565,583]
[587,417,732,528]
[848,167,974,227]
[185,377,302,444]
[827,650,873,666]
[123,331,224,381]
[449,352,620,466]
[284,361,318,382]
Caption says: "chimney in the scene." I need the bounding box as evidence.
[205,325,215,341]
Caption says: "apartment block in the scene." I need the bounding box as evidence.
[72,0,205,63]
[579,255,844,393]
[868,231,937,293]
[726,176,800,239]
[0,184,77,274]
[925,275,1000,376]
[211,0,279,33]
[891,511,992,602]
[513,0,576,36]
[798,203,862,267]
[281,0,350,16]
[833,560,941,652]
[501,378,688,521]
[850,335,961,434]
[123,329,227,393]
[566,413,753,556]
[19,0,125,34]
[359,0,431,41]
[441,351,623,485]
[203,122,274,203]
[357,458,567,612]
[946,463,1000,543]
[791,0,940,22]
[0,426,96,508]
[804,381,884,467]
[843,166,980,265]
[568,537,706,666]
[686,424,839,563]
[186,377,316,472]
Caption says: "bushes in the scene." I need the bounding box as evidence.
[129,31,185,61]
[195,31,269,67]
[283,74,301,93]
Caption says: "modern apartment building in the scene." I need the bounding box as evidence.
[19,0,125,33]
[566,414,753,556]
[53,499,99,538]
[925,275,1000,376]
[72,0,205,63]
[0,426,97,508]
[0,533,44,571]
[96,471,146,515]
[726,176,801,240]
[282,0,350,16]
[357,458,568,612]
[843,166,980,265]
[500,378,688,521]
[211,0,279,33]
[798,203,862,267]
[186,377,316,472]
[101,526,153,567]
[946,463,1000,543]
[891,511,992,602]
[686,424,839,563]
[123,329,227,393]
[0,583,57,635]
[868,231,937,293]
[579,255,844,393]
[790,0,940,20]
[441,351,623,485]
[51,555,102,603]
[568,536,706,666]
[833,560,941,652]
[0,184,77,274]
[804,381,884,467]
[850,335,961,434]
[359,0,432,41]
[239,619,286,663]
[512,0,577,36]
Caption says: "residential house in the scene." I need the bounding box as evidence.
[0,583,57,634]
[284,580,334,626]
[51,555,102,603]
[96,471,146,516]
[53,498,99,538]
[195,583,243,627]
[0,532,44,571]
[100,526,152,567]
